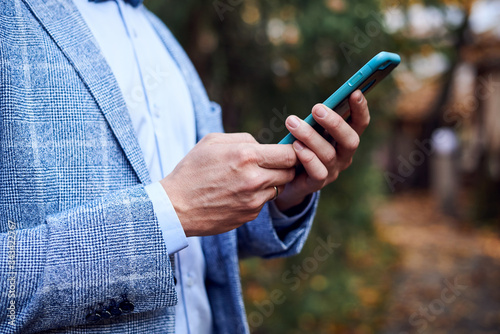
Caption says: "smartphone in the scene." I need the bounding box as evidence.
[279,51,401,144]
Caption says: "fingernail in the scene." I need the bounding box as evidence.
[357,93,363,104]
[287,116,300,129]
[293,140,304,151]
[315,106,327,118]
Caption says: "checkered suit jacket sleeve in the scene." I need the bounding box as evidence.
[1,187,177,333]
[0,1,178,332]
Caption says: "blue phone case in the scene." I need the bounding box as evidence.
[279,51,401,144]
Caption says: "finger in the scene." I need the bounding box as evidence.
[348,90,370,136]
[256,144,298,169]
[312,104,360,158]
[266,185,281,202]
[285,114,336,165]
[206,132,258,144]
[293,140,328,185]
[259,168,296,189]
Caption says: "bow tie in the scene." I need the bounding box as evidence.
[89,0,143,7]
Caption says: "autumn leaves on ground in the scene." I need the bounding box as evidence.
[241,190,500,333]
[374,192,500,334]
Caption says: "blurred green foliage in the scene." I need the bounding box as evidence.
[144,0,401,332]
[142,0,479,332]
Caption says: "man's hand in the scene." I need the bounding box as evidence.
[275,90,370,211]
[160,133,297,237]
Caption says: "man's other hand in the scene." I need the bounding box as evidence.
[275,90,370,211]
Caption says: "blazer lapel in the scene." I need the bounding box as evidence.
[21,0,152,185]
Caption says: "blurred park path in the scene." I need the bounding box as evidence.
[374,192,500,334]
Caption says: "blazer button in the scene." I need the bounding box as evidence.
[98,309,112,320]
[119,300,135,313]
[85,312,101,323]
[108,306,122,317]
[174,277,177,285]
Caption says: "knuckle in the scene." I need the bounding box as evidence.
[248,210,261,222]
[242,132,257,143]
[285,148,297,167]
[205,132,219,141]
[346,134,360,151]
[241,170,262,191]
[323,148,336,163]
[240,180,253,193]
[339,158,353,172]
[300,127,316,143]
[238,147,257,165]
[361,114,371,128]
[330,114,343,130]
[248,194,264,211]
[341,157,352,171]
[308,169,328,185]
[345,157,353,169]
[301,150,316,164]
[317,168,329,181]
[202,133,214,143]
[359,96,368,110]
[329,170,340,182]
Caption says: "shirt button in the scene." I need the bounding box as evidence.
[186,275,194,287]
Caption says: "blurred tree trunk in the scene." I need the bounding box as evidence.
[414,7,472,188]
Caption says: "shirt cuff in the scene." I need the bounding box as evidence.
[145,182,188,254]
[268,192,318,229]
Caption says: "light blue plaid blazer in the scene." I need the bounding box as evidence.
[0,0,318,333]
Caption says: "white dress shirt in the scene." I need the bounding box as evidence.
[73,1,210,333]
[73,1,315,333]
